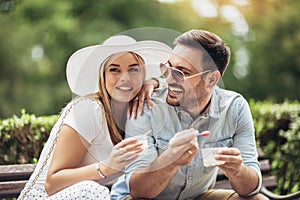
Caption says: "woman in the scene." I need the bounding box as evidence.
[18,35,171,199]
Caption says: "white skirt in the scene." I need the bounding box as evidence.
[18,180,110,200]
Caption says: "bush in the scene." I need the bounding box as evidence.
[250,100,300,195]
[0,109,58,164]
[0,101,299,194]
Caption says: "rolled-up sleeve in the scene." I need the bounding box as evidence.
[233,97,262,195]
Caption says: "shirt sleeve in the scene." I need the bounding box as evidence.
[63,98,103,144]
[233,96,262,195]
[110,173,132,200]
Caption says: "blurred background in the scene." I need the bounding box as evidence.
[0,0,299,118]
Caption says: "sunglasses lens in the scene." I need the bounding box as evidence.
[171,69,184,82]
[160,63,185,82]
[160,64,169,77]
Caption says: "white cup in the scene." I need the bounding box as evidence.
[132,135,148,154]
[201,147,227,167]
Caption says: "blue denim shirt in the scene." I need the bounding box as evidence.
[111,86,262,200]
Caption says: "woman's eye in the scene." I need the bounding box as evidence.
[109,68,120,72]
[128,68,141,73]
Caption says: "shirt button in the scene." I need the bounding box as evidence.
[188,176,192,180]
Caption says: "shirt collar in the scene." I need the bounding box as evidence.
[209,86,220,119]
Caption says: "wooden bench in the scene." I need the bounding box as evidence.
[1,149,300,199]
[0,163,35,199]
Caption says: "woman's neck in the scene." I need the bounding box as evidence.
[111,100,128,131]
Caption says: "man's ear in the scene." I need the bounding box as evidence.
[205,70,221,87]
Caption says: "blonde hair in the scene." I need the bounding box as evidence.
[95,52,145,145]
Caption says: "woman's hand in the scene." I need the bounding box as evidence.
[101,138,143,176]
[128,78,159,118]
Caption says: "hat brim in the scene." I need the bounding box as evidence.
[66,40,172,96]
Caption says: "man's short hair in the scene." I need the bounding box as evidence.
[175,29,231,75]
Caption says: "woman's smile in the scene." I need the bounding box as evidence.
[116,85,133,92]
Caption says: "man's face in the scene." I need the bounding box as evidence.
[165,45,210,108]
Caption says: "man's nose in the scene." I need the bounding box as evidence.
[166,70,176,83]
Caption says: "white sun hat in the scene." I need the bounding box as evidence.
[66,35,172,96]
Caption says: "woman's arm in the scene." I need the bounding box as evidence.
[45,125,143,196]
[45,125,100,195]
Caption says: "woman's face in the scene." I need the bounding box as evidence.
[105,52,144,103]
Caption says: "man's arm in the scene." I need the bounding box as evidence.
[216,148,260,196]
[216,97,261,195]
[130,129,199,199]
[130,152,179,198]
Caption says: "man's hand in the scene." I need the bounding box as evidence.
[129,129,199,198]
[215,147,260,195]
[164,129,199,167]
[215,147,243,178]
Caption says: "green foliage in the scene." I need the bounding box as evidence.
[239,0,300,101]
[250,100,300,195]
[2,0,300,118]
[0,109,58,164]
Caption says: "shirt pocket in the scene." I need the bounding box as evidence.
[152,135,170,155]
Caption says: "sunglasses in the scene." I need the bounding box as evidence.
[160,63,211,83]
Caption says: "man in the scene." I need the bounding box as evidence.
[111,29,268,200]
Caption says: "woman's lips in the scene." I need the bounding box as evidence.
[116,86,133,91]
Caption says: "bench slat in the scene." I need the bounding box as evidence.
[0,164,36,181]
[262,176,278,190]
[0,180,27,198]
